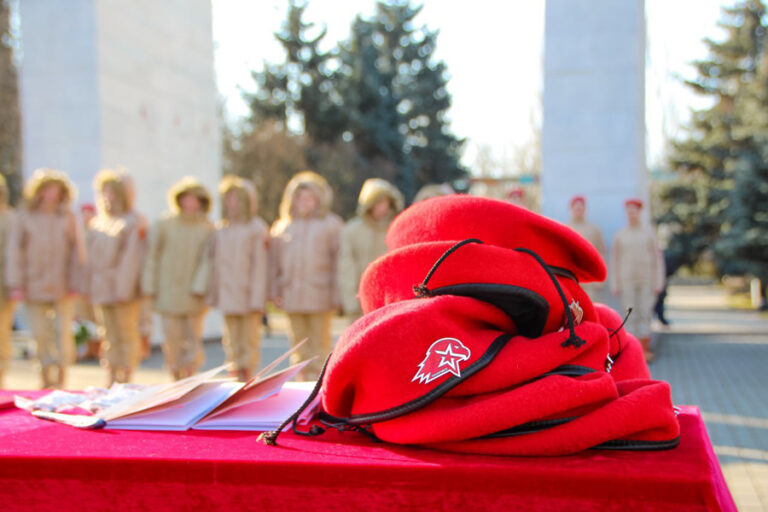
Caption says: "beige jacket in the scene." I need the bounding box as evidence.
[141,177,214,314]
[86,169,147,305]
[270,171,343,313]
[610,224,665,292]
[568,219,607,268]
[338,178,404,315]
[6,169,84,301]
[0,175,15,302]
[208,176,269,314]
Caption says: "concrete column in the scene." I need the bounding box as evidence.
[542,0,647,246]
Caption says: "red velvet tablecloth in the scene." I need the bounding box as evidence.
[0,397,735,511]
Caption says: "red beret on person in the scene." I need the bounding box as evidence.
[570,195,586,206]
[624,198,644,208]
[262,195,678,455]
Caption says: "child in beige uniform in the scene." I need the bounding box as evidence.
[611,198,665,362]
[208,175,269,381]
[338,178,403,321]
[142,177,213,380]
[0,175,16,388]
[86,169,147,385]
[270,171,343,380]
[7,169,85,388]
[567,195,607,302]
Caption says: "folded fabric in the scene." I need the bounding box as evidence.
[315,295,679,455]
[385,195,606,284]
[359,240,595,336]
[593,303,651,381]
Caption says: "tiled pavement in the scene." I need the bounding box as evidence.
[4,285,768,510]
[651,286,768,512]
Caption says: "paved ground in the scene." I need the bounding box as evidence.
[4,284,768,510]
[650,286,768,512]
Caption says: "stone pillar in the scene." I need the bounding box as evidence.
[541,0,647,247]
[18,0,220,220]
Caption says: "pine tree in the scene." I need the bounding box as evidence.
[0,0,21,203]
[715,33,768,282]
[661,0,766,269]
[245,0,343,143]
[336,1,466,200]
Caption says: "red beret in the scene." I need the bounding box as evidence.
[570,195,586,206]
[624,198,644,208]
[359,240,596,336]
[317,295,679,455]
[80,203,96,213]
[386,195,607,283]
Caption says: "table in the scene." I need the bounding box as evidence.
[0,397,735,511]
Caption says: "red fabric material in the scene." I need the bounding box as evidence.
[625,198,644,208]
[359,241,596,334]
[0,403,736,511]
[385,195,607,283]
[321,295,679,454]
[324,296,604,418]
[593,303,651,381]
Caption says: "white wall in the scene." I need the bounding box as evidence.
[19,0,222,339]
[541,0,647,247]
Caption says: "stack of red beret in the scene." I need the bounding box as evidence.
[278,195,679,455]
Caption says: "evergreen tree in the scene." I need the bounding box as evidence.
[245,0,344,143]
[715,33,768,282]
[336,1,465,200]
[661,0,766,268]
[0,0,20,203]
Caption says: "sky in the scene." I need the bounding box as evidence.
[211,0,732,172]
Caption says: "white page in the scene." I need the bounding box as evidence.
[105,381,241,431]
[192,382,316,431]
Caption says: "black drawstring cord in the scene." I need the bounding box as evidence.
[514,247,586,349]
[607,307,632,362]
[258,353,332,446]
[318,413,381,442]
[413,238,484,297]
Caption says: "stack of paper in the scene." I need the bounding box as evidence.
[20,341,318,432]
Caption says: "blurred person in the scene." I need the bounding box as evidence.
[413,183,454,203]
[611,198,665,363]
[338,179,404,321]
[7,169,85,388]
[142,177,213,381]
[270,171,342,380]
[505,186,527,208]
[75,203,100,361]
[208,175,269,382]
[80,203,96,227]
[0,175,16,388]
[85,169,147,385]
[567,195,607,301]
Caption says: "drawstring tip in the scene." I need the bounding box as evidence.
[562,335,586,349]
[258,431,279,446]
[413,284,431,298]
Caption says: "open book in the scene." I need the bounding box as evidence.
[19,343,317,432]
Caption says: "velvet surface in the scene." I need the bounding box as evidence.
[0,399,735,511]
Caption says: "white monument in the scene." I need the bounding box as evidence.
[18,0,221,339]
[18,0,220,220]
[541,0,647,246]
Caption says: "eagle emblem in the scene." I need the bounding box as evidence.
[412,337,472,384]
